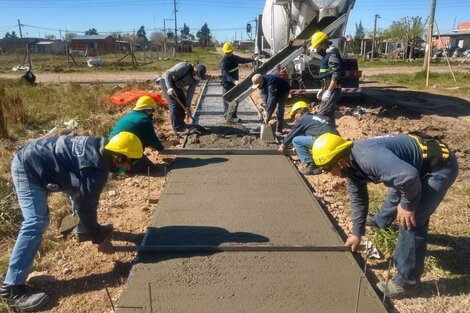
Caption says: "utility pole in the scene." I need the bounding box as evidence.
[174,0,178,52]
[423,0,437,72]
[18,19,23,38]
[372,14,380,59]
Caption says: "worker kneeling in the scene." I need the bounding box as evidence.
[311,132,459,299]
[0,132,143,312]
[278,101,338,175]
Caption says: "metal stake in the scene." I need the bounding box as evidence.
[105,286,115,312]
[148,282,154,313]
[383,258,392,304]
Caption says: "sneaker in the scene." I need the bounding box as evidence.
[376,279,422,299]
[75,223,114,242]
[299,163,322,175]
[231,117,241,123]
[0,284,50,312]
[366,215,379,228]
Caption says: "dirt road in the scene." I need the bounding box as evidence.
[0,65,468,83]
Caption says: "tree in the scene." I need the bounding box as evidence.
[3,31,18,39]
[196,23,212,47]
[352,21,365,54]
[85,28,98,35]
[64,32,77,42]
[45,34,56,40]
[136,26,148,44]
[387,17,425,60]
[180,23,191,39]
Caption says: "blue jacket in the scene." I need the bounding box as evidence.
[220,54,252,88]
[259,74,291,111]
[109,110,164,151]
[16,136,111,243]
[319,46,342,83]
[345,135,424,236]
[283,113,338,145]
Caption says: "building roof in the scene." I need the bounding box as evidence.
[457,22,470,30]
[73,35,110,40]
[434,30,470,37]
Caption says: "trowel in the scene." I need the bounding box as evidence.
[260,122,275,142]
[59,213,80,236]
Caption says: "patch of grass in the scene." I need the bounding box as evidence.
[425,255,452,278]
[0,47,222,74]
[0,176,21,238]
[367,71,470,97]
[372,227,398,257]
[367,184,387,215]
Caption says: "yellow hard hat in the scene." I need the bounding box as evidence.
[311,31,328,49]
[312,133,352,168]
[289,101,309,117]
[134,95,157,111]
[223,42,233,53]
[105,131,143,159]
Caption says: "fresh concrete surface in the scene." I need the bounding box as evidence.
[117,155,387,312]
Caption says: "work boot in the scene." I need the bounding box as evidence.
[299,163,322,175]
[376,279,422,299]
[0,283,50,312]
[366,215,379,228]
[75,223,114,242]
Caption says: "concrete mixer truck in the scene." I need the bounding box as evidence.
[224,0,361,104]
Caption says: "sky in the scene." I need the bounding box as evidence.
[0,0,468,43]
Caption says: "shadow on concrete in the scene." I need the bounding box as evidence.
[171,157,229,169]
[344,87,470,119]
[144,225,269,246]
[134,225,269,264]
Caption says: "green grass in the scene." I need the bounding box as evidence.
[0,47,221,74]
[368,71,470,97]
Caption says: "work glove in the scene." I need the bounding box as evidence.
[316,89,324,100]
[234,80,239,85]
[167,87,176,97]
[321,89,332,102]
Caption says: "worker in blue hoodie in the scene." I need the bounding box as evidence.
[250,73,291,136]
[220,41,253,123]
[311,31,342,126]
[312,132,458,299]
[0,132,143,312]
[278,101,338,175]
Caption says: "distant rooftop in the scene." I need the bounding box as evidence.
[73,35,110,40]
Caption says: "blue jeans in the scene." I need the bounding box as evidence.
[292,136,313,164]
[5,155,50,285]
[371,154,459,286]
[160,79,187,131]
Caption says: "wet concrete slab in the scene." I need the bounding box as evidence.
[117,155,387,312]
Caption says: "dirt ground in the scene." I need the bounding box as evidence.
[1,66,469,313]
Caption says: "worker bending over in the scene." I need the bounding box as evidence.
[0,132,143,312]
[159,62,206,136]
[109,95,164,173]
[311,31,342,126]
[250,73,291,136]
[312,132,458,298]
[278,101,338,175]
[220,41,254,123]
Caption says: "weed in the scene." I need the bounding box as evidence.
[425,255,451,278]
[372,227,398,257]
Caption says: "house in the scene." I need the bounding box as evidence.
[432,22,470,51]
[35,40,66,54]
[69,35,116,56]
[0,37,41,54]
